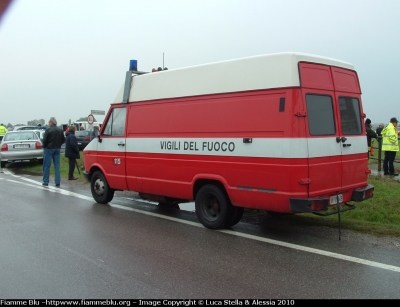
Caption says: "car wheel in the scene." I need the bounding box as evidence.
[1,161,6,168]
[38,158,43,165]
[195,184,231,229]
[90,170,114,204]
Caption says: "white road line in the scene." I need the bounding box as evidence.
[2,171,400,273]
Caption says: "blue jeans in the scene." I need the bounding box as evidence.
[43,148,61,185]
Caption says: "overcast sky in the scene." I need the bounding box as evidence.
[0,0,399,126]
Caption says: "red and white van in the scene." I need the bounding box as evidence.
[83,52,374,229]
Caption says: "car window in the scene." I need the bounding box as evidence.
[102,107,126,136]
[34,131,44,139]
[4,133,17,141]
[76,131,89,137]
[19,132,36,140]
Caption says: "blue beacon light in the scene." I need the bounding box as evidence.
[129,60,138,71]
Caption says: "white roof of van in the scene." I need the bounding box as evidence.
[113,52,355,104]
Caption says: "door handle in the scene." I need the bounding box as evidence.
[118,142,125,146]
[336,137,347,143]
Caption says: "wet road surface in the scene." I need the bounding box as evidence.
[1,169,400,299]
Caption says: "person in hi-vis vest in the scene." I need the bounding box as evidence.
[381,117,399,176]
[0,123,8,142]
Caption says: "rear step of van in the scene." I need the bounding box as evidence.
[313,202,356,241]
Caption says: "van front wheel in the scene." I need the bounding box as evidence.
[195,184,230,230]
[91,171,114,204]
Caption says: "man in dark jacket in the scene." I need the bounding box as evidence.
[42,117,65,187]
[376,123,384,136]
[365,118,377,159]
[64,125,80,180]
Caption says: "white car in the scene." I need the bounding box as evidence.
[0,131,44,168]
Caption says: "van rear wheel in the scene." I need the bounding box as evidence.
[195,184,230,229]
[227,206,244,227]
[91,171,114,204]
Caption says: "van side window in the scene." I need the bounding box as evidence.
[102,107,126,136]
[338,97,362,135]
[306,94,336,136]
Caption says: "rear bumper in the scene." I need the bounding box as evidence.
[351,184,374,201]
[1,150,43,162]
[289,197,329,213]
[289,184,374,213]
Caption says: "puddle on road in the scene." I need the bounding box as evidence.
[177,202,195,212]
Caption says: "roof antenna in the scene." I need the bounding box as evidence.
[162,52,168,70]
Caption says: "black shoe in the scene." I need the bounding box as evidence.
[390,173,399,176]
[42,183,48,186]
[68,177,78,180]
[56,184,60,187]
[384,172,390,175]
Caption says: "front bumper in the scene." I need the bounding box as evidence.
[83,171,91,183]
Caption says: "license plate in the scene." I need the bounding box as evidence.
[14,144,29,148]
[330,194,343,205]
[78,142,82,145]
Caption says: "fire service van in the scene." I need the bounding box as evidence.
[83,52,374,230]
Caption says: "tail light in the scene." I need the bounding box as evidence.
[364,188,374,199]
[35,142,43,149]
[310,200,327,211]
[1,144,8,151]
[83,136,90,141]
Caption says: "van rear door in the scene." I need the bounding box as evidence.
[300,63,366,201]
[332,66,366,191]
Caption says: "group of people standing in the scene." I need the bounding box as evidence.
[365,117,399,176]
[41,117,80,187]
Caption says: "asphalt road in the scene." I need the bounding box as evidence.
[1,168,400,299]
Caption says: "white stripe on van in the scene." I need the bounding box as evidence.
[89,136,367,159]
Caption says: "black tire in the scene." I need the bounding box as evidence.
[1,161,5,168]
[90,170,114,204]
[227,206,244,227]
[37,158,43,165]
[195,184,231,229]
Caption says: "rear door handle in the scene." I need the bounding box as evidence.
[118,142,125,146]
[336,136,347,143]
